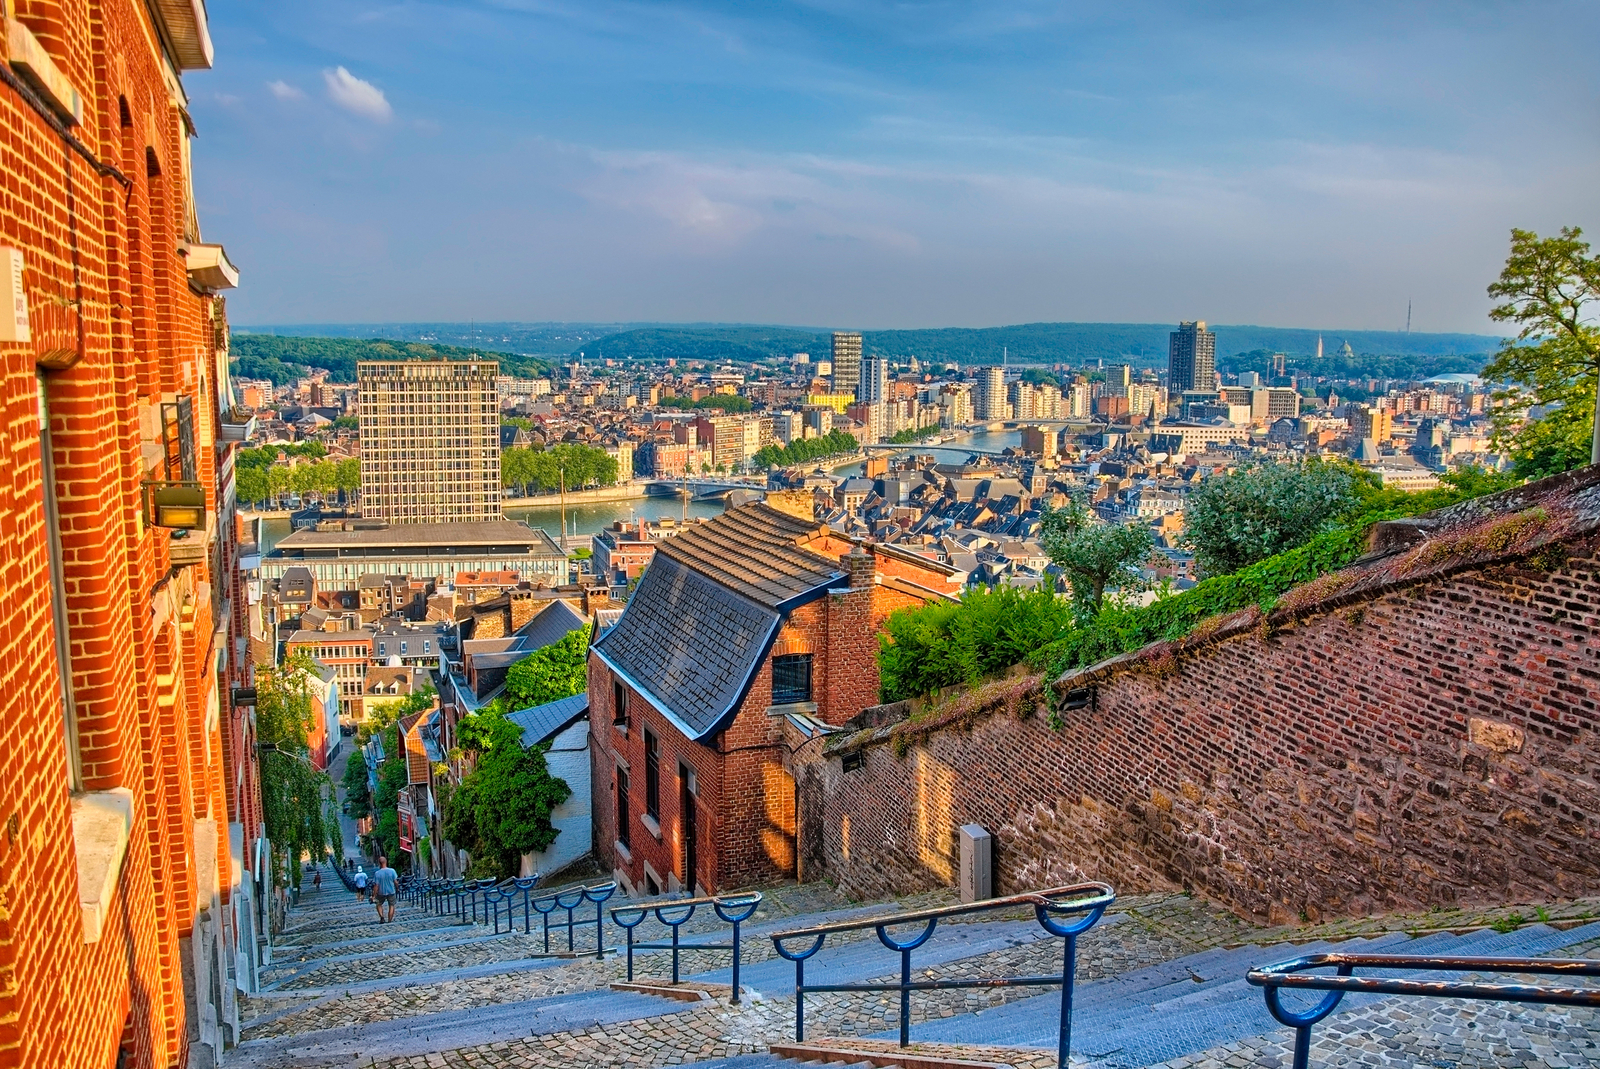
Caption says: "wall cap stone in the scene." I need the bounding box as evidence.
[72,787,134,944]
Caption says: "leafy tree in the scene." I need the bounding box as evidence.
[501,630,589,711]
[659,394,754,413]
[331,415,359,431]
[888,424,940,444]
[341,752,372,820]
[446,698,576,877]
[501,443,617,494]
[1039,501,1154,614]
[751,429,861,468]
[255,654,340,887]
[1482,226,1600,476]
[1181,461,1361,577]
[236,465,269,506]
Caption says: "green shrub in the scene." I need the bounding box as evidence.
[879,586,1076,701]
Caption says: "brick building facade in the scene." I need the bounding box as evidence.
[0,2,255,1067]
[802,467,1600,924]
[588,498,957,895]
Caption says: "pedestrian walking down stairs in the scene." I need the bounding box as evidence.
[230,873,1600,1069]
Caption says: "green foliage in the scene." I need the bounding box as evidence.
[501,416,535,430]
[503,630,589,711]
[887,424,941,444]
[879,475,1519,699]
[1481,226,1600,477]
[234,445,357,507]
[445,702,574,877]
[752,429,860,468]
[256,655,340,886]
[331,414,359,431]
[231,334,549,383]
[502,443,618,494]
[879,586,1078,701]
[659,394,755,413]
[1226,347,1484,382]
[1019,367,1062,387]
[340,751,372,821]
[1039,501,1154,614]
[570,547,593,560]
[1181,461,1361,576]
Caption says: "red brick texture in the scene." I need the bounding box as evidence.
[591,555,933,893]
[0,3,249,1067]
[804,507,1600,923]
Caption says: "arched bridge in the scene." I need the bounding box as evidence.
[644,479,768,500]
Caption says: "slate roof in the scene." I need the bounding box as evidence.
[592,555,783,740]
[652,502,844,609]
[590,504,848,742]
[507,693,589,748]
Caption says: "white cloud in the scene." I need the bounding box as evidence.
[322,67,393,122]
[267,80,304,101]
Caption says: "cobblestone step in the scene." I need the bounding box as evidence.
[888,921,1600,1067]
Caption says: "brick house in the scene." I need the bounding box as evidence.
[588,498,958,895]
[0,0,258,1064]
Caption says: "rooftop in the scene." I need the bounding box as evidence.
[273,520,563,557]
[653,501,845,609]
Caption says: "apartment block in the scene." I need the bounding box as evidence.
[1168,320,1217,393]
[831,331,862,396]
[358,360,502,523]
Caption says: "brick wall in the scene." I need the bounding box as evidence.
[804,519,1600,923]
[0,2,248,1066]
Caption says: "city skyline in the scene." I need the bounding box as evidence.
[189,2,1594,332]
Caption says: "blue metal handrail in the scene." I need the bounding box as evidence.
[770,882,1114,1068]
[1248,951,1600,1069]
[530,881,618,959]
[611,891,764,1003]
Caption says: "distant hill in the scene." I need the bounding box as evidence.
[229,335,551,385]
[232,321,1507,381]
[577,322,1503,370]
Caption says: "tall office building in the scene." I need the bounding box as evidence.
[832,331,863,396]
[1168,321,1217,393]
[859,353,890,403]
[976,366,1007,421]
[359,360,502,523]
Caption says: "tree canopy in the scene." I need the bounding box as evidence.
[1039,501,1153,614]
[1181,461,1361,577]
[752,428,860,469]
[502,443,618,495]
[1482,226,1600,477]
[255,654,340,887]
[444,635,587,877]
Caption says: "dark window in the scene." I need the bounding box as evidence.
[644,729,660,821]
[771,653,813,705]
[680,763,697,890]
[613,678,629,728]
[615,766,630,849]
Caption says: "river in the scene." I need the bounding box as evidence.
[251,427,1024,554]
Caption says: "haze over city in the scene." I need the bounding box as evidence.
[191,1,1596,332]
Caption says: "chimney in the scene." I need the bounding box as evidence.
[583,587,611,616]
[765,490,817,522]
[845,546,875,590]
[509,590,537,633]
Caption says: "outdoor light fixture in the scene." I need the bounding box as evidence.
[142,480,207,530]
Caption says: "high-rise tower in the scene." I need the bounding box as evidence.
[1167,321,1216,393]
[359,360,502,523]
[831,332,862,396]
[859,354,890,403]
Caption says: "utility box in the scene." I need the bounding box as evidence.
[959,823,993,903]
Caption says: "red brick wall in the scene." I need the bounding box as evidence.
[0,2,245,1066]
[805,542,1600,923]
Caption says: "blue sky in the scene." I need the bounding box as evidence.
[190,1,1597,332]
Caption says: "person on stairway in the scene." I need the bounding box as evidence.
[373,856,399,924]
[354,866,368,900]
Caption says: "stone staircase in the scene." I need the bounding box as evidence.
[230,873,1600,1069]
